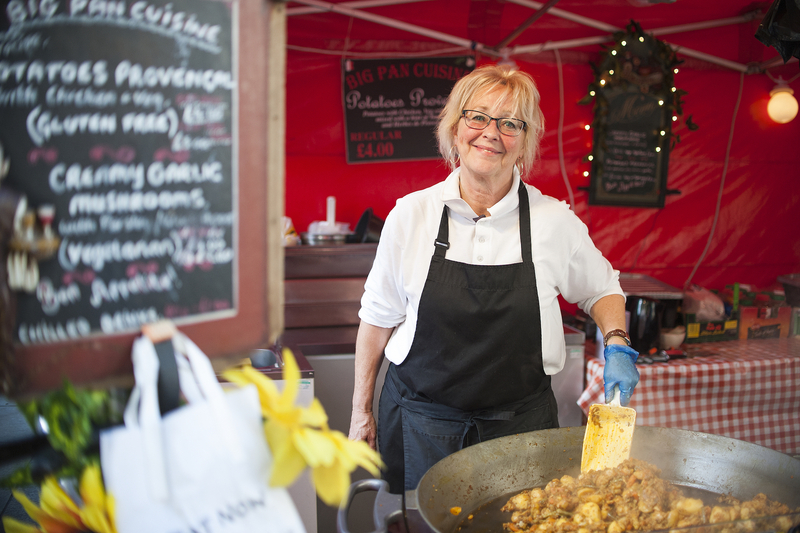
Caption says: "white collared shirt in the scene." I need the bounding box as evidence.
[358,168,624,375]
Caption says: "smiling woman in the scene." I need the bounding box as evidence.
[437,66,544,183]
[453,88,527,214]
[349,64,639,495]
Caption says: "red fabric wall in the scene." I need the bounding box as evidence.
[285,50,800,294]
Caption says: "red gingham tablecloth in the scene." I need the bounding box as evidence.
[578,338,800,455]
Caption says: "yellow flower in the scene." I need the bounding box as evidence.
[40,477,83,530]
[77,464,117,533]
[1,464,117,533]
[223,348,383,507]
[224,349,327,429]
[310,429,383,507]
[3,482,81,533]
[1,517,42,533]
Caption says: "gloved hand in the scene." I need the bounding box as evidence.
[603,344,640,406]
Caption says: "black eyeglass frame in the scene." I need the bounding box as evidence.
[461,110,527,137]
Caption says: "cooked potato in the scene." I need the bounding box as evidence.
[500,459,797,533]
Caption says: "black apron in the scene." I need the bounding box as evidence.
[378,182,559,493]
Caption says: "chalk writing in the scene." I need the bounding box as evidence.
[3,0,237,344]
[590,87,668,206]
[343,56,473,162]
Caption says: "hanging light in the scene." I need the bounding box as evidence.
[767,81,798,124]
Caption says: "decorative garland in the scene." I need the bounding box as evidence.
[579,20,698,168]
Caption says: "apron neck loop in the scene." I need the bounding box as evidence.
[433,206,450,258]
[518,182,533,264]
[435,183,533,263]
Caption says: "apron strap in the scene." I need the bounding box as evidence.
[433,206,450,258]
[434,182,533,263]
[518,181,533,264]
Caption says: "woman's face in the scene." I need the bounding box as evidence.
[455,87,525,185]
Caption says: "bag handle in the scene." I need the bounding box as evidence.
[173,333,244,462]
[123,323,247,502]
[124,335,169,501]
[142,321,181,414]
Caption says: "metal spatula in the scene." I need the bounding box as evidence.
[581,386,636,473]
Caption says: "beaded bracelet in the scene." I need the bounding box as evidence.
[603,329,631,347]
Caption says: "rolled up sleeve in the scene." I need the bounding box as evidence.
[358,208,408,329]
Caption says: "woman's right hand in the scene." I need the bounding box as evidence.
[349,407,378,450]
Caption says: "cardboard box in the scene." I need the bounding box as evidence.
[739,305,792,339]
[684,313,739,344]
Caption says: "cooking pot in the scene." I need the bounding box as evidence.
[352,207,384,243]
[338,426,800,533]
[626,296,662,353]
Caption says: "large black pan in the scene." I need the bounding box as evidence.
[339,426,800,533]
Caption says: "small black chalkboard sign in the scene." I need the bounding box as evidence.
[586,26,682,208]
[342,56,474,163]
[589,87,670,207]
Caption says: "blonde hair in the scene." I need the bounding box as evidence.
[437,64,545,179]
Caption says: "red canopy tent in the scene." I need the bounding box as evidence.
[284,0,800,293]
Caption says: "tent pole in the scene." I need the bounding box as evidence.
[650,14,761,38]
[509,0,752,73]
[267,0,287,343]
[758,55,799,71]
[289,0,497,55]
[663,44,749,73]
[494,0,561,50]
[287,0,432,17]
[508,0,618,32]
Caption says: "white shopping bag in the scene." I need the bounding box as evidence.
[100,333,305,533]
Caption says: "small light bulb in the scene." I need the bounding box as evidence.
[588,155,594,161]
[589,90,596,97]
[609,69,615,75]
[600,79,606,86]
[621,40,627,46]
[639,36,645,42]
[584,124,591,130]
[611,50,617,56]
[672,115,678,122]
[671,87,677,92]
[674,68,679,74]
[660,130,666,136]
[658,99,664,106]
[768,84,799,124]
[655,146,661,152]
[583,171,590,177]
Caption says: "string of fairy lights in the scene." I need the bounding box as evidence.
[578,21,698,181]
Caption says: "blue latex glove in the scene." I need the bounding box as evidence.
[603,344,640,406]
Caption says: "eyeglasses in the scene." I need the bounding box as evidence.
[461,110,526,137]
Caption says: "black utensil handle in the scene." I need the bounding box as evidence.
[337,478,404,533]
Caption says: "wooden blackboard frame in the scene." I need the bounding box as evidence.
[2,0,284,398]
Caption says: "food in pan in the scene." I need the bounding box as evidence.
[501,458,797,533]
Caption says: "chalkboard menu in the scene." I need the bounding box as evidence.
[589,88,670,207]
[0,0,278,396]
[1,0,237,343]
[585,27,681,208]
[342,56,474,163]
